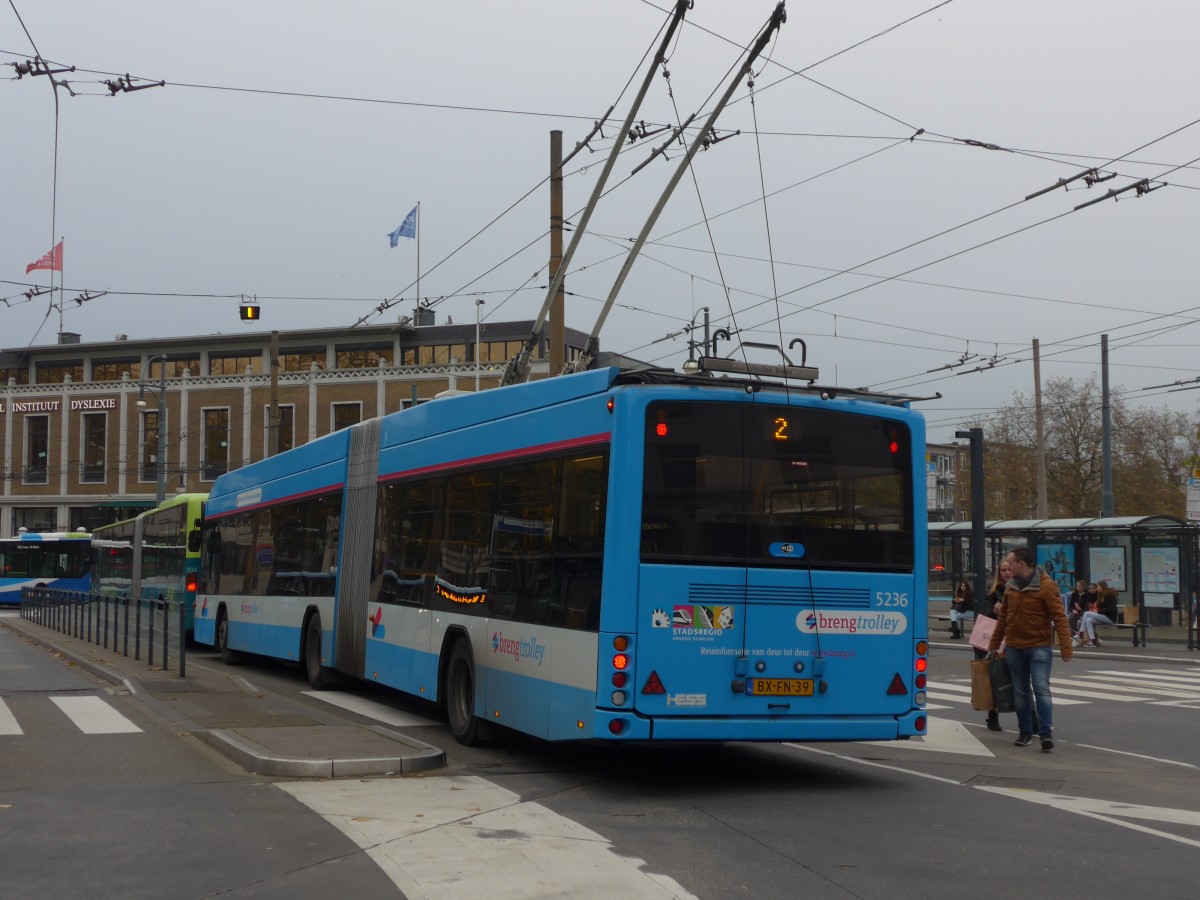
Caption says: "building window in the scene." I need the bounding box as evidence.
[92,359,140,382]
[148,357,200,380]
[81,413,107,483]
[264,403,296,454]
[279,350,325,372]
[336,347,393,369]
[209,353,261,376]
[13,507,56,533]
[415,344,467,365]
[140,410,162,482]
[24,415,50,484]
[0,366,30,385]
[332,402,361,432]
[36,362,83,384]
[477,340,529,363]
[202,408,230,480]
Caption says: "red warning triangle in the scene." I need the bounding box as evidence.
[886,673,908,695]
[642,671,666,694]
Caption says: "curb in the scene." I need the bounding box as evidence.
[929,639,1200,665]
[200,725,445,778]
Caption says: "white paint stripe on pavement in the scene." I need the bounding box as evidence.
[1142,668,1200,679]
[975,787,1200,850]
[0,698,22,735]
[278,776,698,899]
[1087,669,1200,687]
[301,690,436,728]
[1068,678,1200,700]
[931,683,1089,705]
[50,696,142,734]
[855,716,995,757]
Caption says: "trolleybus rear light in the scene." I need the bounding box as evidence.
[886,673,908,695]
[608,719,625,735]
[916,641,928,655]
[915,673,927,689]
[613,635,629,651]
[611,690,627,706]
[915,657,927,674]
[186,574,198,593]
[611,672,628,688]
[915,715,927,733]
[655,422,668,437]
[606,398,614,413]
[612,653,629,670]
[914,690,927,705]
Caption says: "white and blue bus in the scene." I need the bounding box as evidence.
[91,494,207,637]
[0,531,93,605]
[196,366,928,744]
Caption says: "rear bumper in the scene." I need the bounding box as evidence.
[594,708,926,741]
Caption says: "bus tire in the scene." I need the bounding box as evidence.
[446,640,481,745]
[304,613,331,690]
[217,610,242,665]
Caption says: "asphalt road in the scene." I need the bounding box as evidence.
[4,619,1198,899]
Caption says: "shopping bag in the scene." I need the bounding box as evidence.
[988,657,1016,713]
[968,616,1005,653]
[1120,605,1139,626]
[970,659,993,710]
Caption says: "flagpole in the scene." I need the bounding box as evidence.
[57,236,63,340]
[415,201,421,309]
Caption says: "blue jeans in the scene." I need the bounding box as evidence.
[1004,645,1053,736]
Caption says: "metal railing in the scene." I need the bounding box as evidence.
[19,587,187,677]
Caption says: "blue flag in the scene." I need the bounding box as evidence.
[388,206,417,247]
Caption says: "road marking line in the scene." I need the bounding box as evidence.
[930,683,1089,705]
[1069,742,1198,768]
[50,696,142,734]
[786,743,963,785]
[1087,669,1200,686]
[278,776,698,899]
[0,698,22,735]
[301,690,436,728]
[975,787,1200,849]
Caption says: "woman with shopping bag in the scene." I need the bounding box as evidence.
[969,559,1010,731]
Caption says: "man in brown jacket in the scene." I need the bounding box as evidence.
[987,545,1073,751]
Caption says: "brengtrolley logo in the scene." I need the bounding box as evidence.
[797,610,908,635]
[492,631,546,665]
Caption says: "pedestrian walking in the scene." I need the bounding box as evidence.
[975,559,1011,732]
[987,546,1073,751]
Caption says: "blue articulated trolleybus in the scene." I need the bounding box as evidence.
[195,363,929,744]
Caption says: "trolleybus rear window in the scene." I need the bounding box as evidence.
[641,401,913,570]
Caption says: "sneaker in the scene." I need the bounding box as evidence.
[1093,637,1102,647]
[1040,734,1054,752]
[1071,637,1081,647]
[1014,732,1033,747]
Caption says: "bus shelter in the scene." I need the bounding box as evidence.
[929,515,1198,644]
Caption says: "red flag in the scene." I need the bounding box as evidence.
[26,240,63,275]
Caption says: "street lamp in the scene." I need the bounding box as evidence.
[136,354,168,505]
[475,298,485,391]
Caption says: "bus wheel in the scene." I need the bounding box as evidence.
[217,612,242,665]
[304,613,330,690]
[446,640,481,745]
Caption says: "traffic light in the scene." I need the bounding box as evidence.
[239,299,260,322]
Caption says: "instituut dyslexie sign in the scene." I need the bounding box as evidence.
[0,397,117,413]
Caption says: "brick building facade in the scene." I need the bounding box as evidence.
[0,318,591,534]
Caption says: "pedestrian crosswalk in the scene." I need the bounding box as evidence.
[0,694,142,736]
[929,666,1200,710]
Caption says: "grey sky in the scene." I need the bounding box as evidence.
[6,0,1200,442]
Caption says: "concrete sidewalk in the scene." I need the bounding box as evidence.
[2,614,445,778]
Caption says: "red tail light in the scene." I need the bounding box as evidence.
[186,573,198,593]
